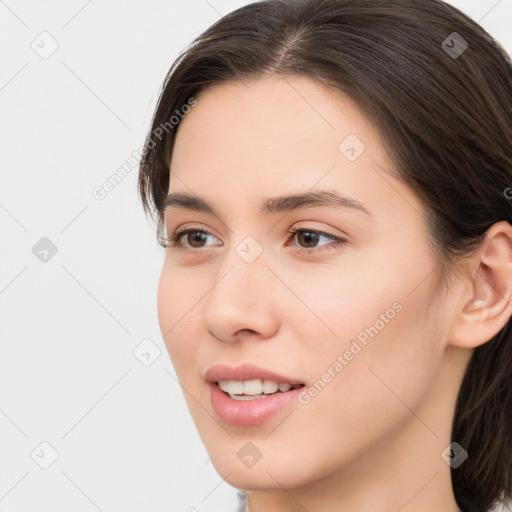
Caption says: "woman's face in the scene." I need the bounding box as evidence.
[157,75,458,490]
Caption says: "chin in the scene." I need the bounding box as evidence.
[203,440,316,491]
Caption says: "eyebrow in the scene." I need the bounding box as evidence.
[163,190,372,218]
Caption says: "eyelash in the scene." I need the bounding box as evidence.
[162,226,346,255]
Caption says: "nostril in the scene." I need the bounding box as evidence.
[234,329,259,337]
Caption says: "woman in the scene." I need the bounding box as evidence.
[138,0,512,510]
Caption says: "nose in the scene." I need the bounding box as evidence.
[201,246,280,343]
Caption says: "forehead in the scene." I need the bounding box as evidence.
[172,75,373,160]
[167,75,424,224]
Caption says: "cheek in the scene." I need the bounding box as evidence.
[306,276,441,435]
[290,249,443,429]
[157,265,201,373]
[156,266,174,345]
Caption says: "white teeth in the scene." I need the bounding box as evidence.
[217,379,300,397]
[227,381,244,395]
[243,379,262,395]
[262,379,279,394]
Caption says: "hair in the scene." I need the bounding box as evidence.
[137,0,512,510]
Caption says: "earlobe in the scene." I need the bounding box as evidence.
[447,221,512,349]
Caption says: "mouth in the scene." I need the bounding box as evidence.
[209,380,306,426]
[216,379,305,400]
[205,364,307,425]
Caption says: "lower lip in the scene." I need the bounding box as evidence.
[209,382,304,426]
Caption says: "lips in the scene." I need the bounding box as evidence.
[204,363,305,386]
[205,363,306,426]
[209,381,305,426]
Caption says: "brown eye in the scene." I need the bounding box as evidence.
[184,231,209,248]
[287,228,346,255]
[295,230,321,248]
[165,228,221,249]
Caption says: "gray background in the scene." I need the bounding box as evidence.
[0,1,511,510]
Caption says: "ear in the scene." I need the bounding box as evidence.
[447,221,512,349]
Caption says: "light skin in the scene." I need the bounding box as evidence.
[156,75,512,512]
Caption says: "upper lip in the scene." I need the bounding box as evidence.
[205,363,305,385]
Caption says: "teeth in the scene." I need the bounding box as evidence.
[262,379,278,394]
[226,380,244,394]
[218,380,229,392]
[217,379,300,397]
[244,379,262,395]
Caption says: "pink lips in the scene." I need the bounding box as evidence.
[205,363,305,426]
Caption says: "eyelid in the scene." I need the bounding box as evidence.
[180,224,220,238]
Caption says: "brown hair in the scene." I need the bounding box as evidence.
[137,1,512,510]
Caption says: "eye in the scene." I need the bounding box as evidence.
[286,227,346,255]
[162,226,346,254]
[163,226,221,249]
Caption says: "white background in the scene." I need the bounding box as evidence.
[0,1,511,511]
